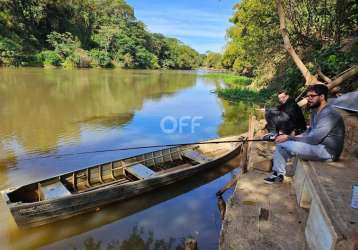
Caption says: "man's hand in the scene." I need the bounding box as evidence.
[275,134,289,143]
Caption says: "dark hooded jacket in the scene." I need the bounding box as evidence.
[278,97,306,134]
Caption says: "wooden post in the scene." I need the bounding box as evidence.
[240,142,248,173]
[247,115,255,152]
[216,174,240,196]
[185,238,197,250]
[217,195,226,220]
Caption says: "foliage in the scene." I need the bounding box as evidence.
[222,0,281,75]
[36,50,62,67]
[204,73,253,86]
[217,86,274,104]
[211,0,357,105]
[88,49,112,68]
[162,38,201,69]
[0,0,200,69]
[204,52,223,69]
[313,44,357,77]
[285,0,358,45]
[0,35,22,65]
[46,32,80,58]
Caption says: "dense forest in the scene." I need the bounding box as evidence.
[204,0,358,99]
[0,0,201,69]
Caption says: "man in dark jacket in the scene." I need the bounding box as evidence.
[265,90,306,136]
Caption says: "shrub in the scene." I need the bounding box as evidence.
[0,36,21,66]
[217,86,274,104]
[204,73,253,86]
[89,49,113,68]
[314,44,355,77]
[46,32,80,59]
[36,50,62,67]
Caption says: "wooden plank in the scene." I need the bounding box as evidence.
[169,148,174,161]
[39,180,71,200]
[110,162,115,180]
[126,163,156,179]
[86,168,91,187]
[72,172,77,192]
[156,163,192,175]
[77,177,130,193]
[240,142,249,173]
[98,165,104,183]
[182,150,211,164]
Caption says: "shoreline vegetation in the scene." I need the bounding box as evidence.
[0,1,202,70]
[204,73,274,104]
[204,0,357,102]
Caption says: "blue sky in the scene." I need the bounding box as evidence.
[126,0,238,53]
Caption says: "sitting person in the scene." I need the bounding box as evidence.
[264,90,306,137]
[264,84,345,184]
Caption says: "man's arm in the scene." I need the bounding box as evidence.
[288,112,337,145]
[298,127,311,137]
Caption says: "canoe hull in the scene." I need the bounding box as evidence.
[5,140,242,228]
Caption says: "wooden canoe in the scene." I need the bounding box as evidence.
[1,135,243,228]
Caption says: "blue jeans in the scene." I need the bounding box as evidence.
[273,141,332,175]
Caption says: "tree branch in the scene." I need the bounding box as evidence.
[317,66,332,84]
[297,65,358,107]
[275,0,319,85]
[327,65,358,89]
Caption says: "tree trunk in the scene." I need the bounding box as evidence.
[327,66,358,90]
[275,0,320,85]
[297,65,358,106]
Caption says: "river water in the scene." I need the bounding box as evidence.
[0,68,252,250]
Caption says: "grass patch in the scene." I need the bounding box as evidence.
[204,73,275,104]
[217,86,274,104]
[203,73,252,86]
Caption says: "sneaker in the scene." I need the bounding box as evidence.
[264,174,284,184]
[268,171,278,178]
[262,132,277,141]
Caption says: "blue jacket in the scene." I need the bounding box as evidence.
[289,105,345,160]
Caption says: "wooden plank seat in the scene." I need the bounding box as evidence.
[126,163,156,180]
[156,163,192,175]
[39,179,71,200]
[182,150,211,164]
[77,177,131,193]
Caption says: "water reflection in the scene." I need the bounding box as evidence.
[74,226,185,250]
[0,69,196,158]
[218,101,255,137]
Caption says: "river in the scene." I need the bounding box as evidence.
[0,68,252,250]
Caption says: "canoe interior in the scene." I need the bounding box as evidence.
[6,141,236,204]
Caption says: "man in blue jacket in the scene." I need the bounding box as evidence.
[264,84,345,184]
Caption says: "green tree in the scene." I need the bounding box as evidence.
[204,52,223,69]
[0,0,201,69]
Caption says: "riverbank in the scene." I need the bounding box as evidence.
[220,110,358,249]
[203,72,276,105]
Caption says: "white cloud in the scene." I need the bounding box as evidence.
[134,8,231,52]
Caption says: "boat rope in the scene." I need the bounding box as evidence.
[8,138,271,162]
